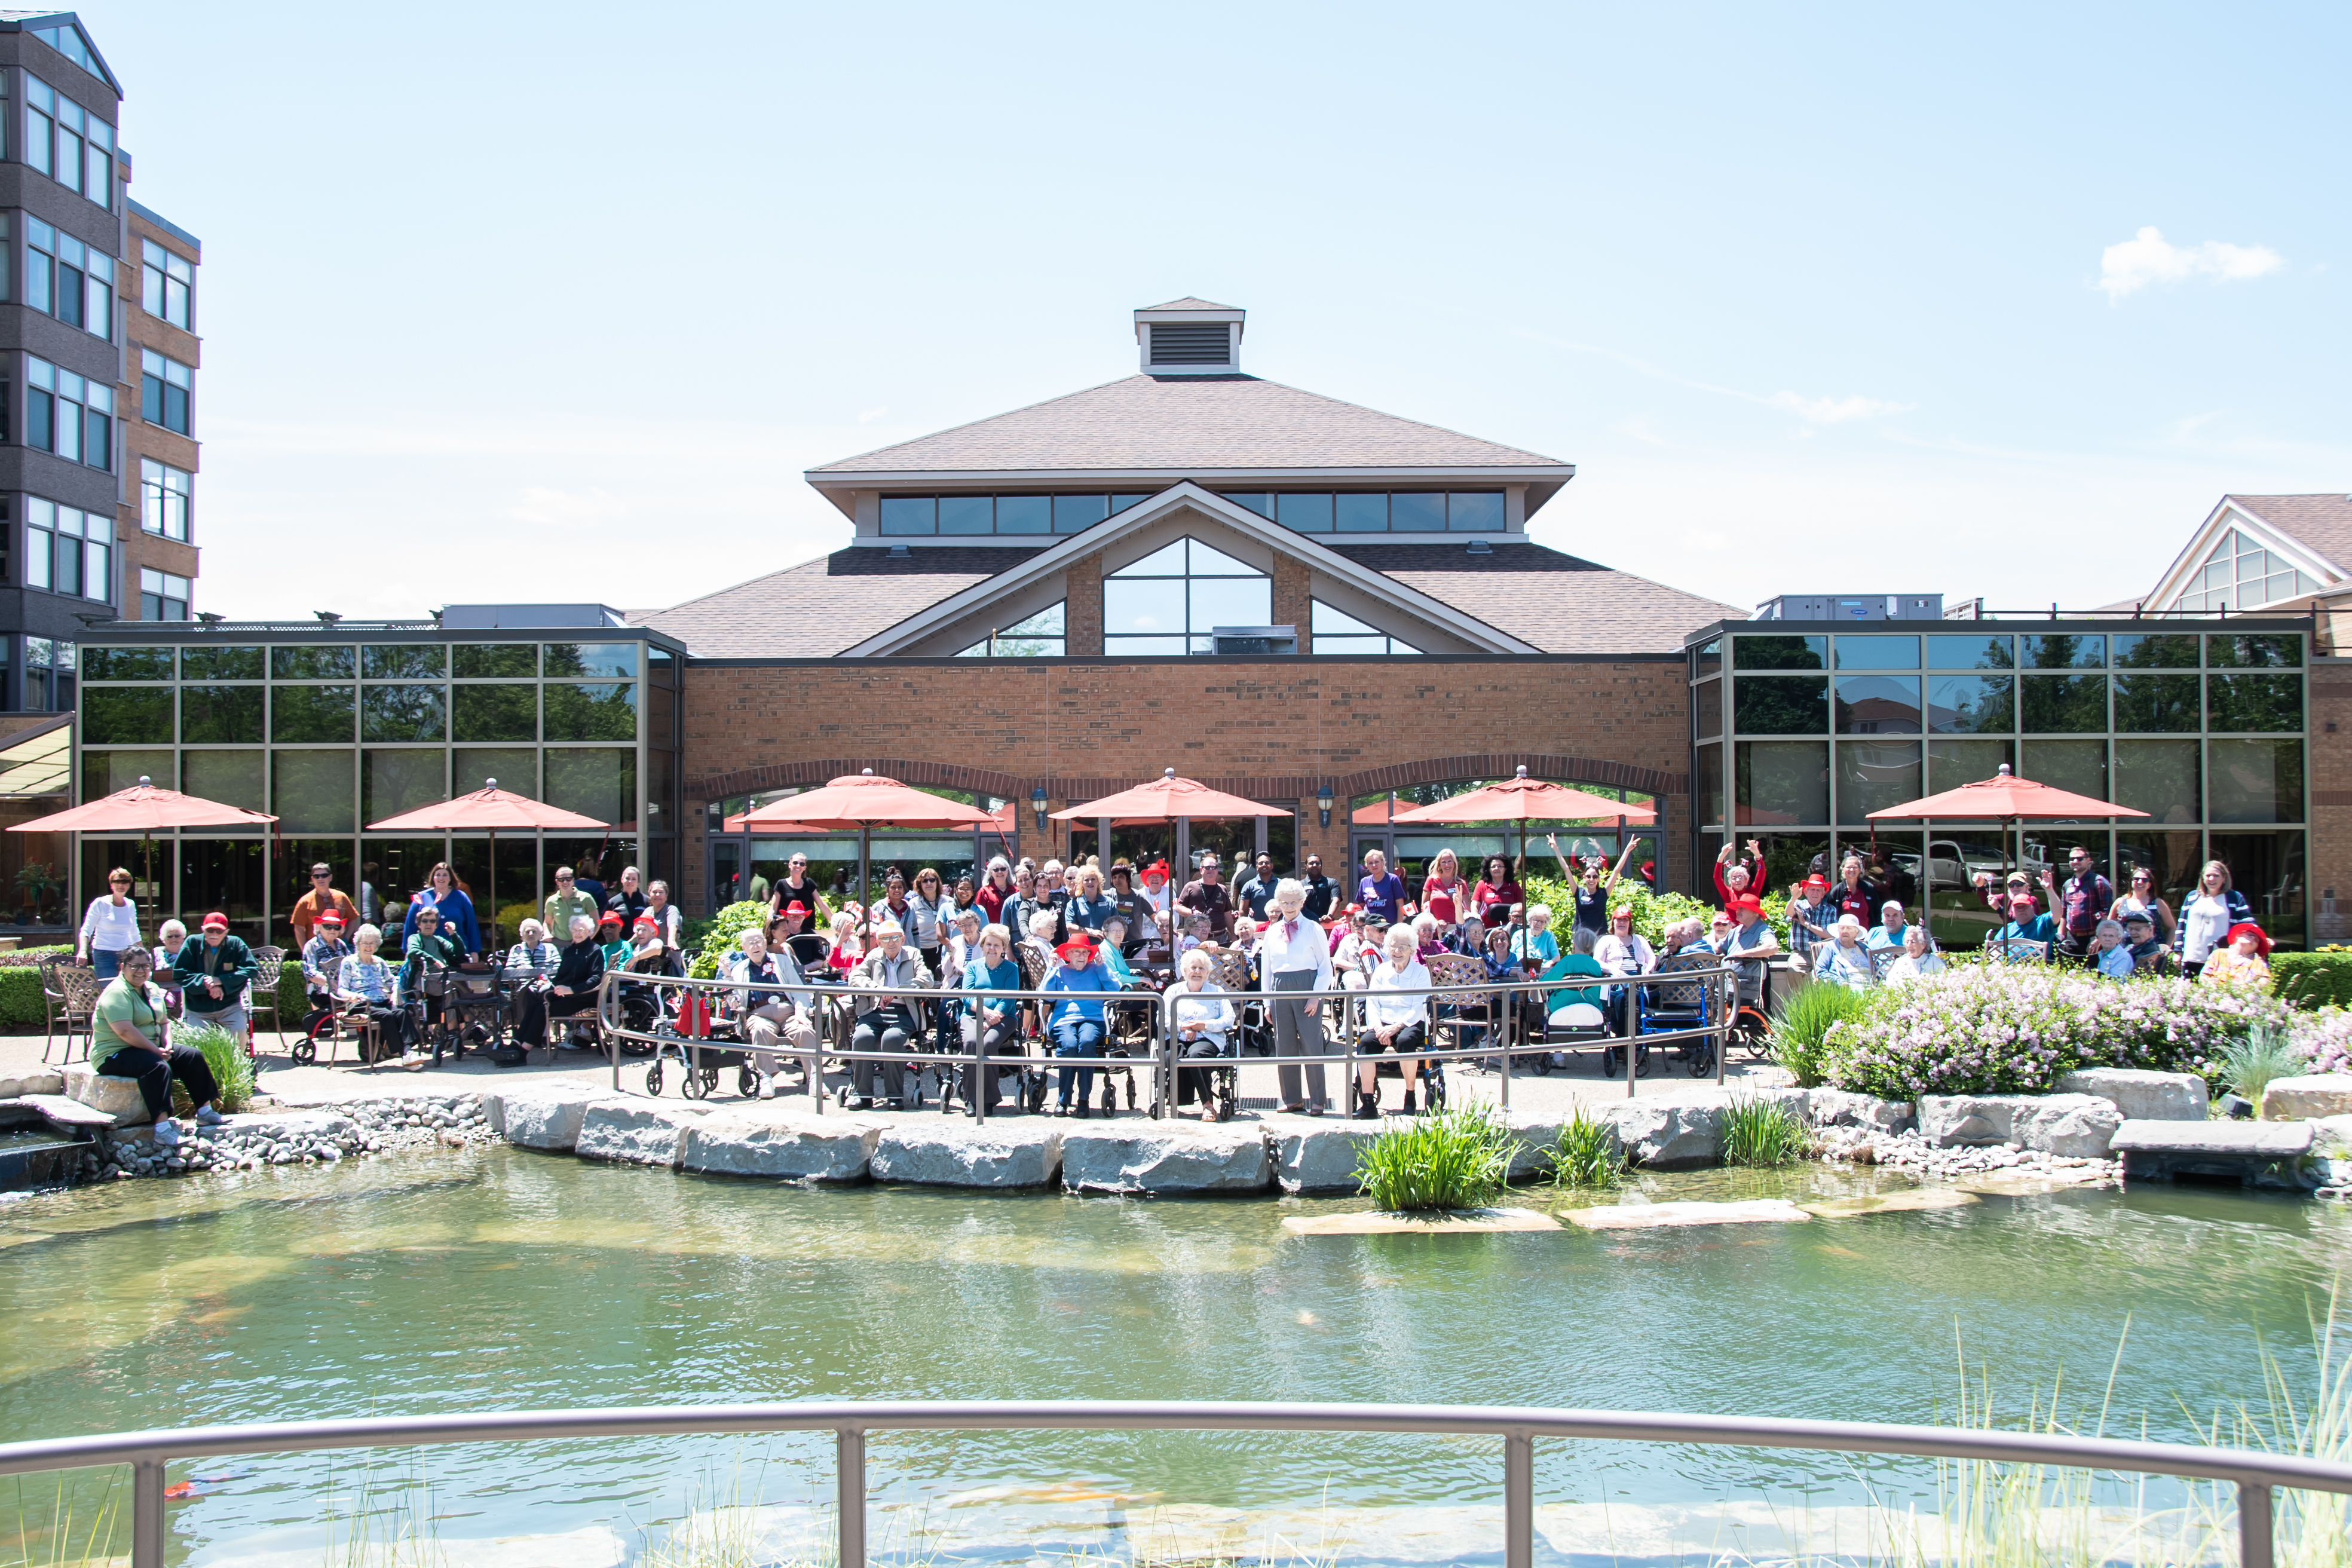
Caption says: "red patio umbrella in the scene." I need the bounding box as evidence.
[1867,762,2146,916]
[13,774,278,914]
[368,778,610,950]
[1050,770,1287,919]
[1388,765,1657,875]
[739,771,998,933]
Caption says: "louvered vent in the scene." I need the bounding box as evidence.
[1149,324,1232,365]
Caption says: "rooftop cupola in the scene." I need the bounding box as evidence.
[1134,297,1245,376]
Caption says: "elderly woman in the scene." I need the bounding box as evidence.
[513,914,605,1051]
[1352,927,1430,1119]
[1258,877,1334,1115]
[848,920,932,1110]
[2090,917,2136,979]
[1166,946,1237,1119]
[1510,904,1560,970]
[725,926,817,1098]
[2201,922,2272,988]
[333,923,408,1057]
[1814,914,1876,990]
[1040,935,1119,1117]
[497,917,561,1062]
[93,948,223,1131]
[960,922,1023,1114]
[1883,924,1947,984]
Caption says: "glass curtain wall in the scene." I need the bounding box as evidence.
[1690,626,2307,948]
[74,635,664,950]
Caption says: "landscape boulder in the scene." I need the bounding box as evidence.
[2261,1075,2352,1122]
[1806,1089,1915,1134]
[1595,1094,1723,1169]
[575,1100,705,1168]
[62,1063,151,1125]
[1266,1119,1385,1195]
[1919,1094,2123,1156]
[869,1122,1061,1187]
[2056,1068,2208,1122]
[679,1113,882,1183]
[489,1087,601,1153]
[1060,1121,1272,1195]
[0,1069,65,1100]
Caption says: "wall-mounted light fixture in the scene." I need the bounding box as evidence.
[1031,786,1049,832]
[1315,783,1334,828]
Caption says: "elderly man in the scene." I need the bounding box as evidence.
[848,920,932,1110]
[96,948,224,1132]
[173,911,256,1047]
[299,910,354,1033]
[543,865,599,943]
[1725,895,1781,1012]
[1257,877,1334,1116]
[725,926,818,1098]
[2123,909,2165,969]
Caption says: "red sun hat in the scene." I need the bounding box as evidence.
[1729,895,1763,914]
[1802,874,1830,892]
[201,911,228,932]
[1055,937,1097,966]
[2226,921,2273,957]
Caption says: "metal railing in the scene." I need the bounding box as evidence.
[0,1398,2341,1568]
[590,961,1747,1115]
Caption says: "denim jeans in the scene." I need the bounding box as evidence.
[1049,1016,1104,1105]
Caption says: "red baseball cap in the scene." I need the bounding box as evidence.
[316,911,344,929]
[201,911,228,932]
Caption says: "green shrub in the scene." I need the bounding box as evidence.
[2273,951,2352,1010]
[1353,1104,1514,1212]
[170,1021,255,1114]
[2220,1024,2306,1111]
[1720,1096,1809,1166]
[1547,1107,1625,1189]
[0,942,74,969]
[686,901,770,980]
[1771,981,1866,1088]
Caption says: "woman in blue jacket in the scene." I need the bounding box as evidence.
[1041,936,1120,1117]
[402,862,481,960]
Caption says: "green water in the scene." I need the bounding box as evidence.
[0,1149,2346,1563]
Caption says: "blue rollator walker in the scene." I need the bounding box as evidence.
[1630,951,1723,1079]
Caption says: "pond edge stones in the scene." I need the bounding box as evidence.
[575,1099,712,1168]
[870,1119,1062,1187]
[1061,1119,1272,1195]
[681,1112,886,1183]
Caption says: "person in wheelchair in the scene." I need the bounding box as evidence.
[1725,896,1780,1011]
[722,926,818,1099]
[514,913,607,1051]
[960,922,1023,1114]
[399,904,465,1055]
[596,909,631,974]
[1165,947,1236,1121]
[299,911,354,1036]
[1352,926,1431,1119]
[1593,904,1658,1037]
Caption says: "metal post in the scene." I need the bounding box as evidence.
[1499,984,1512,1111]
[1503,1429,1533,1568]
[2238,1480,2274,1568]
[1716,972,1729,1088]
[837,1426,866,1567]
[131,1454,165,1568]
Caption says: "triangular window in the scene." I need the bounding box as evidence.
[2169,520,2326,612]
[1310,599,1422,656]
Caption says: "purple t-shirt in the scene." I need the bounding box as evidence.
[1358,872,1405,923]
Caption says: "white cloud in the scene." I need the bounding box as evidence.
[1766,391,1913,424]
[2098,226,2285,301]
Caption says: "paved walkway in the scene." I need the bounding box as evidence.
[0,1024,1785,1122]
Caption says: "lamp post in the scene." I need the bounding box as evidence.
[1316,783,1334,828]
[1030,786,1048,835]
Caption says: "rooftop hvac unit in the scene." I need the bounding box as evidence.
[1210,626,1298,655]
[1753,594,1943,623]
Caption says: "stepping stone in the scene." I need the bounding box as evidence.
[1801,1188,1981,1218]
[1959,1168,2111,1196]
[2109,1117,2313,1185]
[1564,1198,1810,1230]
[1281,1206,1561,1235]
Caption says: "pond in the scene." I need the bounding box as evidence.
[1,1150,2345,1563]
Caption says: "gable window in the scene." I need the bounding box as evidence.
[2170,525,2322,612]
[1311,599,1422,656]
[1104,537,1270,655]
[26,218,111,339]
[954,602,1065,657]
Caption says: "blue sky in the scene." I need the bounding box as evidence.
[91,1,2349,621]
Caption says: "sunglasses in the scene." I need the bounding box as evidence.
[310,872,331,880]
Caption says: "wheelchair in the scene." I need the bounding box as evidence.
[437,963,508,1062]
[1631,952,1727,1079]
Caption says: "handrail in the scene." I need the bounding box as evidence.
[0,1398,2337,1568]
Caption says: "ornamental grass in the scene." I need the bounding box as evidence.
[1352,1105,1514,1212]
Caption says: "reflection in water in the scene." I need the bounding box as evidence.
[1,1149,2345,1562]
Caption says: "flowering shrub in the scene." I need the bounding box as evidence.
[2290,1006,2352,1077]
[1818,958,2291,1099]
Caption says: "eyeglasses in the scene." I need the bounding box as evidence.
[555,873,573,881]
[109,877,131,886]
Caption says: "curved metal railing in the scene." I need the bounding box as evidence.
[0,1398,2339,1568]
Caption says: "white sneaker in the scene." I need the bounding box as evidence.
[151,1121,181,1146]
[194,1104,224,1126]
[758,1074,777,1100]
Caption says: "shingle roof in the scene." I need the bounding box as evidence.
[809,375,1569,475]
[630,547,1041,658]
[1138,296,1238,313]
[2228,494,2352,578]
[1330,543,1745,655]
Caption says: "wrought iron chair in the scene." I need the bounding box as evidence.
[1986,937,2050,964]
[247,946,288,1050]
[1867,944,1907,982]
[41,959,102,1064]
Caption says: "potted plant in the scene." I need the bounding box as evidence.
[15,862,57,925]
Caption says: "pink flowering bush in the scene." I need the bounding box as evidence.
[2290,1006,2352,1077]
[1820,959,2292,1100]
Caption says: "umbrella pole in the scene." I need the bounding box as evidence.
[859,823,872,946]
[485,829,497,956]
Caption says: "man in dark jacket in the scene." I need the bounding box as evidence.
[2050,847,2116,964]
[173,911,256,1046]
[515,912,607,1050]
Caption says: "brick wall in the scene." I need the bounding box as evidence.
[678,656,1691,906]
[116,209,203,619]
[2311,664,2351,942]
[1272,555,1311,639]
[1064,553,1103,656]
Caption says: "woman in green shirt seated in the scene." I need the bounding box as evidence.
[94,948,225,1127]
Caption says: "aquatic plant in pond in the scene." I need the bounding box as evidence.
[1547,1107,1624,1189]
[1771,979,1866,1088]
[1720,1097,1809,1167]
[1352,1104,1512,1211]
[1820,959,2290,1100]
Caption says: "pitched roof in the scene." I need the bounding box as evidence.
[808,375,1569,476]
[1330,543,1745,654]
[1138,296,1238,312]
[630,547,1040,658]
[2227,494,2352,577]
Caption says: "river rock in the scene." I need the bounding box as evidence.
[62,1064,151,1125]
[491,1089,598,1152]
[2022,1094,2126,1158]
[679,1113,883,1182]
[575,1100,704,1168]
[1059,1121,1272,1195]
[2057,1068,2209,1122]
[1595,1095,1723,1169]
[2261,1075,2352,1121]
[1281,1206,1561,1235]
[1808,1089,1915,1134]
[1265,1119,1385,1195]
[1565,1198,1810,1230]
[869,1121,1061,1187]
[0,1069,64,1099]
